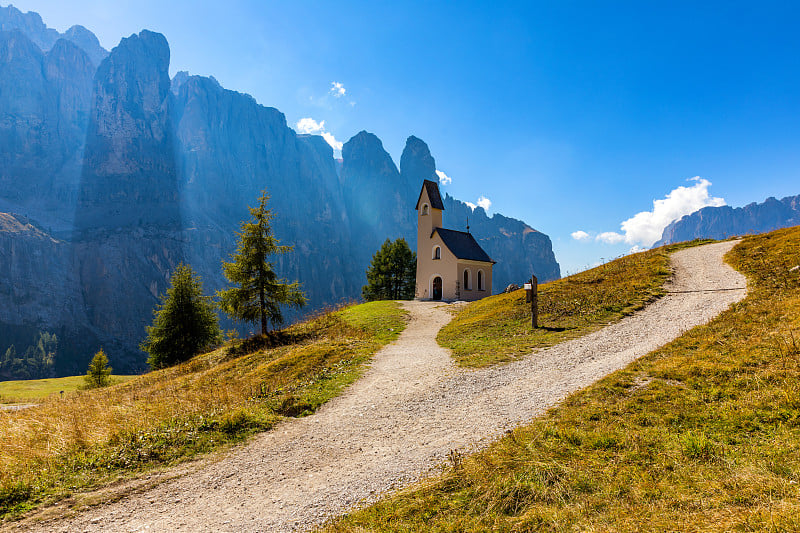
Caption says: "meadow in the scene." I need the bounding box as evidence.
[0,301,407,519]
[325,228,800,532]
[439,240,712,367]
[0,375,136,404]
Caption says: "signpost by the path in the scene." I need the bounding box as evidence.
[524,274,538,329]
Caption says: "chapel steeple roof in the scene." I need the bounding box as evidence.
[416,179,445,211]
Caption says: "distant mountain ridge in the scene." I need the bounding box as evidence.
[0,7,560,374]
[0,4,107,65]
[655,194,800,246]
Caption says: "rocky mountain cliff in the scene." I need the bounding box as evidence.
[0,29,94,232]
[0,5,107,65]
[0,7,560,374]
[655,194,800,247]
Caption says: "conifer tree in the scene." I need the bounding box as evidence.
[141,264,221,369]
[84,348,112,388]
[362,238,417,301]
[218,191,306,335]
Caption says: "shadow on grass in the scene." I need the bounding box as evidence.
[225,330,313,357]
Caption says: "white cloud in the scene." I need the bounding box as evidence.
[321,131,343,151]
[463,196,492,211]
[595,177,725,248]
[618,177,725,247]
[571,230,591,241]
[330,81,346,97]
[295,117,325,134]
[295,117,343,151]
[596,231,625,244]
[435,170,452,185]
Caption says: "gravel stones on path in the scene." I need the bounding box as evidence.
[12,241,747,533]
[0,404,35,412]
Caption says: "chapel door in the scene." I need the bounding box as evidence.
[432,276,443,300]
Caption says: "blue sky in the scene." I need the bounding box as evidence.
[12,1,800,273]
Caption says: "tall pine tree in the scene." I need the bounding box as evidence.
[141,264,221,369]
[218,191,306,335]
[362,238,417,301]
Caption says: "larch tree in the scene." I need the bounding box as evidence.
[141,264,221,369]
[362,238,417,301]
[84,348,112,388]
[218,191,306,335]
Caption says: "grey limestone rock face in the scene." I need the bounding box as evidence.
[0,213,98,374]
[171,73,360,324]
[341,131,416,271]
[655,194,800,247]
[400,135,438,187]
[0,30,94,232]
[0,5,107,66]
[0,10,562,372]
[71,30,184,370]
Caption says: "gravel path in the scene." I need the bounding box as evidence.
[11,241,746,533]
[0,404,35,412]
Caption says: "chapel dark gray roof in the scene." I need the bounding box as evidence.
[434,228,495,263]
[416,179,445,210]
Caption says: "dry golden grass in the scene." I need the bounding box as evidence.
[439,241,710,367]
[0,300,407,519]
[325,228,800,532]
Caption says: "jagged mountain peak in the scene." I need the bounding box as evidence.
[48,37,92,66]
[112,29,170,64]
[655,193,800,246]
[344,130,385,150]
[0,27,43,59]
[341,130,399,181]
[0,4,107,65]
[400,135,437,184]
[0,4,52,42]
[62,24,106,65]
[97,29,171,117]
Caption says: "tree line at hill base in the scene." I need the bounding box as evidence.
[0,332,57,380]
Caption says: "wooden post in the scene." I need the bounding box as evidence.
[530,274,538,329]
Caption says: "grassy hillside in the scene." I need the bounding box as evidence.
[326,228,800,532]
[440,241,711,367]
[0,301,407,520]
[0,375,136,404]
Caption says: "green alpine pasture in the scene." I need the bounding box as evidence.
[326,228,800,532]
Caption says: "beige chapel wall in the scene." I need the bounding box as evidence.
[415,239,494,301]
[415,232,458,300]
[456,261,493,302]
[414,181,493,302]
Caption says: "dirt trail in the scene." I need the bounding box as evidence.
[13,241,746,532]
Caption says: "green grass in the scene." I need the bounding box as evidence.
[324,228,800,532]
[0,375,137,404]
[0,300,407,521]
[439,240,713,367]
